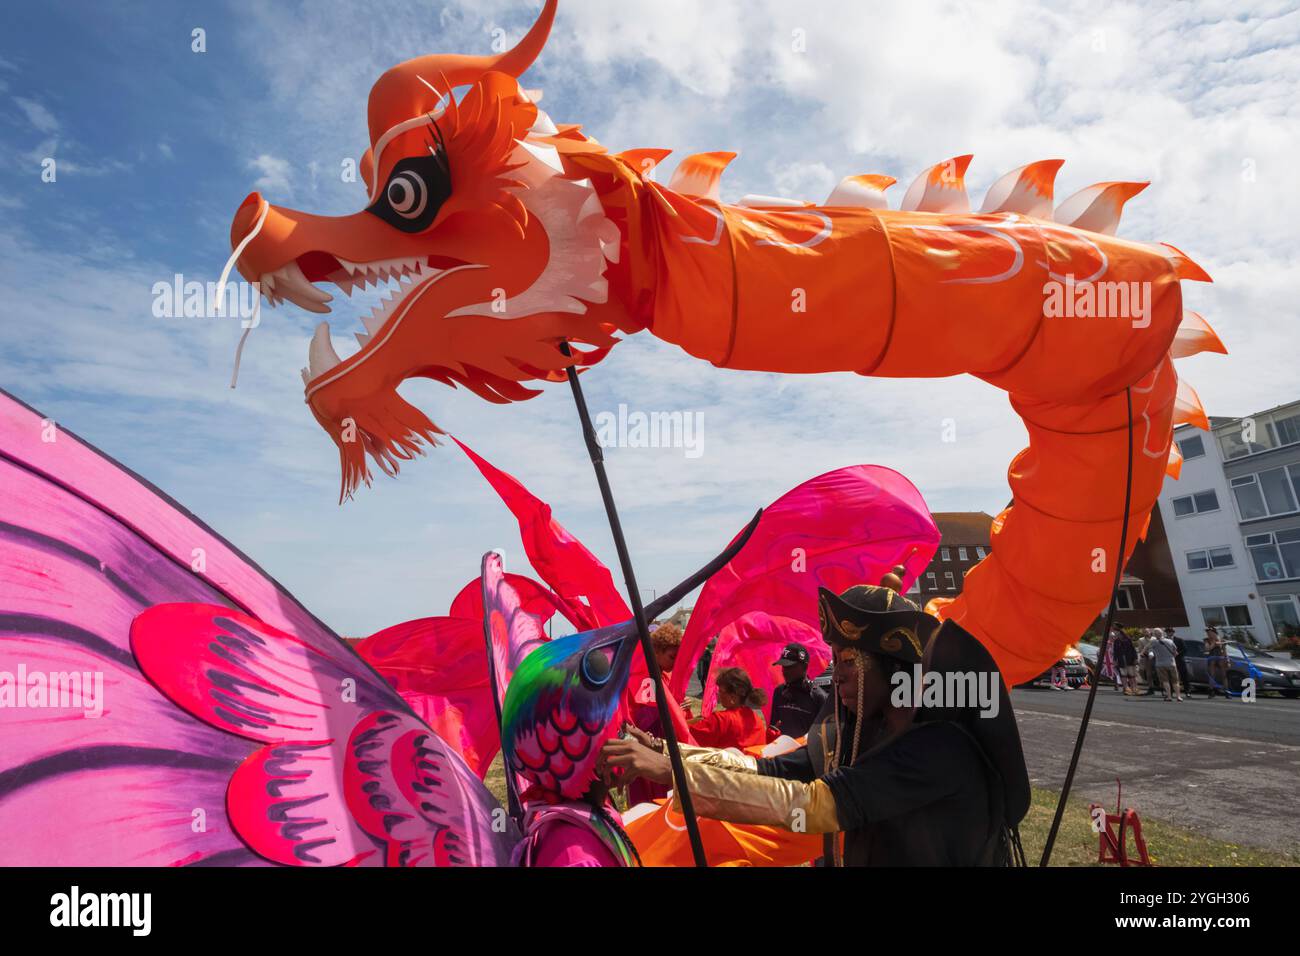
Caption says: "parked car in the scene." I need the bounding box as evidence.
[813,663,833,694]
[1019,646,1090,689]
[1182,639,1300,698]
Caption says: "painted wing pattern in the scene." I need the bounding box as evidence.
[0,389,514,866]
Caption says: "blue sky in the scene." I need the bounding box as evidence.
[2,1,1296,636]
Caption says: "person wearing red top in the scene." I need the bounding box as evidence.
[689,667,769,749]
[627,622,694,806]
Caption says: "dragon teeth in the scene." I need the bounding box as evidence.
[307,322,341,378]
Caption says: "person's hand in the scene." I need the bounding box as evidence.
[599,735,673,786]
[623,724,661,752]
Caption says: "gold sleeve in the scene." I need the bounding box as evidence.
[675,743,759,773]
[670,763,839,833]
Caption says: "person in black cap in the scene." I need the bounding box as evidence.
[600,576,1031,866]
[768,642,827,740]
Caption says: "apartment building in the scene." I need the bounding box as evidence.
[1158,400,1300,645]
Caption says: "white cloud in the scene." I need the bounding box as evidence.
[248,153,293,196]
[13,95,58,133]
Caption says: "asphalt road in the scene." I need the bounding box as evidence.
[1011,687,1300,854]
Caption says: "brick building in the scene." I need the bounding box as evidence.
[910,512,994,603]
[909,508,1189,636]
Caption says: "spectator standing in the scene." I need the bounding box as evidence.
[769,642,828,739]
[1100,630,1119,692]
[1113,628,1138,696]
[1150,630,1183,701]
[1205,627,1230,699]
[1168,628,1192,699]
[1137,629,1157,695]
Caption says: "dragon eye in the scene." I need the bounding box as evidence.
[582,646,613,685]
[387,172,427,219]
[367,148,450,233]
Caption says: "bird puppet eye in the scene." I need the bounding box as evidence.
[581,646,613,685]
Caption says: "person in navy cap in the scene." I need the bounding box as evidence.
[769,642,828,740]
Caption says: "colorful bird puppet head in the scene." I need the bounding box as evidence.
[223,0,630,500]
[490,510,762,800]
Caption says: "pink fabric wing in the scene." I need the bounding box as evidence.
[670,465,940,712]
[354,616,497,778]
[454,437,630,629]
[449,571,570,628]
[0,388,513,866]
[699,612,824,718]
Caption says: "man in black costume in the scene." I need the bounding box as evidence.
[600,579,1031,866]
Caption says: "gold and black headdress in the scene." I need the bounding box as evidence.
[817,585,939,663]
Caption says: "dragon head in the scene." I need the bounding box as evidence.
[226,0,629,499]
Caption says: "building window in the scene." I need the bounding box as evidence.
[1245,529,1300,581]
[1177,434,1205,460]
[1116,584,1147,610]
[925,572,937,591]
[940,548,951,561]
[943,572,956,591]
[1219,410,1300,461]
[1200,604,1253,638]
[1270,413,1300,448]
[1219,426,1273,460]
[1186,547,1235,572]
[957,547,968,561]
[1266,597,1300,641]
[1230,466,1300,521]
[1171,489,1220,517]
[975,546,987,559]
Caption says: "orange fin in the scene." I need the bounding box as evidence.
[618,147,672,179]
[1166,440,1183,480]
[668,151,738,201]
[901,155,972,213]
[1173,378,1210,430]
[825,173,896,209]
[1171,310,1227,359]
[979,159,1064,218]
[1054,181,1148,235]
[1159,242,1213,283]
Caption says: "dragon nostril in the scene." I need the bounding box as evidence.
[230,192,265,249]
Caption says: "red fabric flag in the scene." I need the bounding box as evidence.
[453,437,630,631]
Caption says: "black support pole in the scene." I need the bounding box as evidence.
[1040,387,1134,866]
[558,343,709,868]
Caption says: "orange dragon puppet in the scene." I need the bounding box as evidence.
[221,0,1221,685]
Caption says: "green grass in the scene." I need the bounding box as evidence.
[1021,787,1299,867]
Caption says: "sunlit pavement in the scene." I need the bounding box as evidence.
[1011,687,1300,854]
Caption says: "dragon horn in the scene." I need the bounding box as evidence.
[643,509,763,621]
[399,0,555,87]
[366,0,557,144]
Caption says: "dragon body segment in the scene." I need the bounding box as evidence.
[223,0,1222,682]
